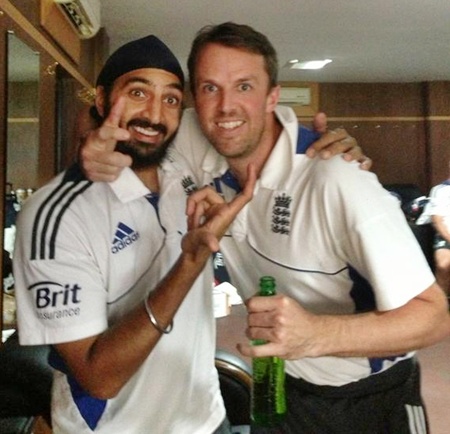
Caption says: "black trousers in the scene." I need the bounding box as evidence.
[251,358,428,434]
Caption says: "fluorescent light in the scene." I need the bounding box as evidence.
[289,59,332,70]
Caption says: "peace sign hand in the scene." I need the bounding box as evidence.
[182,164,256,260]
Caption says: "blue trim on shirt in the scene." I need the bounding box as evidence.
[368,355,403,373]
[213,125,319,194]
[219,170,242,193]
[348,267,376,314]
[49,347,107,430]
[67,376,107,430]
[296,126,321,154]
[145,193,167,233]
[347,267,405,373]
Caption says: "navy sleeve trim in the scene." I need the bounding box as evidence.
[296,125,321,154]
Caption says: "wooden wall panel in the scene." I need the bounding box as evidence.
[424,81,450,186]
[38,50,57,186]
[428,122,450,186]
[326,120,428,193]
[319,83,425,117]
[315,82,436,194]
[40,0,81,63]
[56,70,90,170]
[425,81,450,116]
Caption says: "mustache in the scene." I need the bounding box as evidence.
[127,118,167,135]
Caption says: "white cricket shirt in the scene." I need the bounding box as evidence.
[14,161,224,434]
[172,107,435,387]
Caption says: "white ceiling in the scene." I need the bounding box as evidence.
[99,0,450,84]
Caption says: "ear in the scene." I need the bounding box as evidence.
[95,86,106,118]
[265,85,280,113]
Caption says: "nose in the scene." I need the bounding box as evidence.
[140,97,162,124]
[218,90,235,114]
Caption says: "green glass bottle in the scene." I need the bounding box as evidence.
[251,276,287,427]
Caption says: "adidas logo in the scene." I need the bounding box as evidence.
[111,222,140,254]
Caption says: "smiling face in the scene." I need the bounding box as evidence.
[97,68,183,168]
[193,43,279,161]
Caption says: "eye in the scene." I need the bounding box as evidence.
[129,88,148,100]
[201,84,218,93]
[239,83,252,92]
[164,95,181,106]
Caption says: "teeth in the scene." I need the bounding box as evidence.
[134,126,159,137]
[217,120,243,130]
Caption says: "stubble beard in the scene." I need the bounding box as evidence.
[205,127,264,160]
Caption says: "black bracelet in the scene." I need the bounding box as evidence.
[143,299,173,334]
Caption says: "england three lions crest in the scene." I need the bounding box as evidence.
[181,176,198,196]
[272,193,292,235]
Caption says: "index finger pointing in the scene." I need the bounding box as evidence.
[225,163,257,215]
[104,96,126,128]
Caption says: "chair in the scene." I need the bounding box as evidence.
[215,349,252,429]
[383,183,425,207]
[0,332,52,433]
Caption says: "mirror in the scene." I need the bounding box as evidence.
[6,31,40,190]
[2,31,40,336]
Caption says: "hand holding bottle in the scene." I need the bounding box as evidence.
[238,291,322,361]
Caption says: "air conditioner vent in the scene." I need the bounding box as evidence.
[279,87,311,105]
[54,0,101,39]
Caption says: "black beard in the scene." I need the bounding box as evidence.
[115,136,174,169]
[115,119,175,169]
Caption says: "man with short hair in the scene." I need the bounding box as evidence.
[181,22,449,433]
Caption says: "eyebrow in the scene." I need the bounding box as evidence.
[198,75,258,85]
[122,76,183,92]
